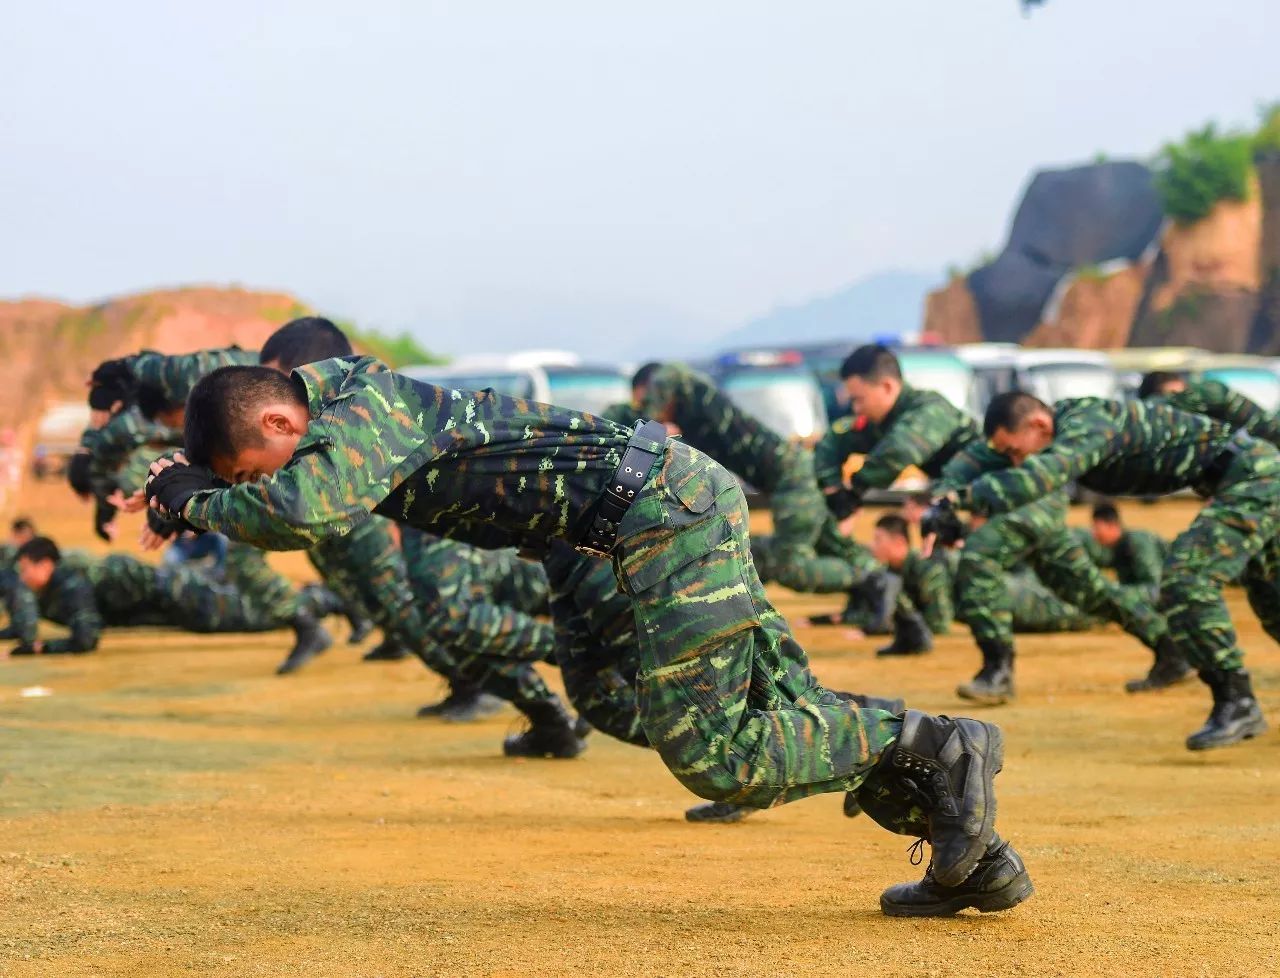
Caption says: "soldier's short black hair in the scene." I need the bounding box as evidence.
[631,362,663,390]
[839,344,902,382]
[875,513,910,539]
[907,491,932,507]
[259,317,352,372]
[136,382,181,421]
[11,517,34,535]
[17,537,60,565]
[185,366,305,466]
[983,391,1050,438]
[1092,502,1122,524]
[1137,371,1183,399]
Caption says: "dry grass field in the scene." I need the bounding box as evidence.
[0,486,1277,977]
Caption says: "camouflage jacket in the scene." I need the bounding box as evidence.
[897,549,953,635]
[81,407,183,500]
[1159,380,1280,447]
[965,398,1238,515]
[600,402,641,427]
[0,569,39,645]
[31,564,103,653]
[813,385,981,499]
[638,363,791,490]
[1071,527,1168,589]
[184,357,634,554]
[127,346,259,406]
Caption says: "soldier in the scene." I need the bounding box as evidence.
[1139,372,1280,445]
[9,537,330,654]
[144,356,1032,917]
[632,361,878,597]
[1077,503,1168,596]
[857,513,952,656]
[972,390,1280,751]
[816,345,1172,705]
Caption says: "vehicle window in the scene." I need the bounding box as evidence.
[421,372,537,399]
[1024,366,1117,405]
[718,368,827,440]
[1203,368,1280,412]
[545,371,630,416]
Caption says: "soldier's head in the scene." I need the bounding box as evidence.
[87,359,137,428]
[871,513,912,569]
[16,537,60,592]
[1137,371,1186,399]
[184,366,310,483]
[984,391,1054,464]
[260,317,352,373]
[136,383,186,429]
[1091,501,1124,547]
[839,345,902,423]
[901,491,932,528]
[10,518,35,547]
[630,362,665,415]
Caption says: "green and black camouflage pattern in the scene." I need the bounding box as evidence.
[185,357,632,553]
[128,347,259,407]
[1072,526,1168,595]
[0,570,39,646]
[1154,379,1280,447]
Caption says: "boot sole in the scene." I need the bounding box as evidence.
[1186,718,1268,751]
[955,686,1014,706]
[881,872,1035,918]
[1124,671,1193,694]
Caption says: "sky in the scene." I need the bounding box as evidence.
[1,1,1275,358]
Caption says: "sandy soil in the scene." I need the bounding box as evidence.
[1,488,1277,977]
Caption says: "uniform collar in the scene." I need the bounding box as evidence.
[292,356,375,419]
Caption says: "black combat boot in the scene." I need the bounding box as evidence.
[1186,669,1268,751]
[275,610,333,675]
[1124,635,1191,693]
[417,680,490,718]
[861,709,1005,887]
[502,696,587,759]
[956,639,1015,705]
[876,610,934,657]
[685,801,758,823]
[363,637,411,662]
[880,833,1034,917]
[346,615,374,645]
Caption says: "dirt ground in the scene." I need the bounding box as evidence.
[1,486,1278,978]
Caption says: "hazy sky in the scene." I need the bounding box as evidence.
[2,1,1275,357]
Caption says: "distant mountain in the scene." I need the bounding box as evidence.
[715,269,939,351]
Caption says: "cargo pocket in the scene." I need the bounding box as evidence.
[621,513,732,594]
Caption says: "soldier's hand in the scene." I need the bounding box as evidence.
[146,453,214,521]
[113,489,148,514]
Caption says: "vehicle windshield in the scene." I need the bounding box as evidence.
[1203,368,1280,412]
[545,370,630,416]
[1023,365,1117,405]
[415,371,537,399]
[718,367,827,440]
[898,355,976,415]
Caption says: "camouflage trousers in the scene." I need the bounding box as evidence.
[543,541,648,748]
[1006,570,1099,633]
[222,542,301,628]
[307,516,415,637]
[957,492,1166,651]
[0,569,39,645]
[615,440,900,808]
[1163,442,1280,672]
[476,549,551,618]
[399,528,560,713]
[763,452,879,594]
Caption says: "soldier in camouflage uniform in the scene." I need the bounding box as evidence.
[145,355,1033,917]
[632,362,878,596]
[816,345,1172,706]
[9,537,328,655]
[972,390,1280,750]
[1074,503,1168,598]
[1139,372,1280,446]
[0,523,39,649]
[849,513,953,656]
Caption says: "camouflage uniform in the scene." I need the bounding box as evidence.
[0,570,39,646]
[963,397,1280,673]
[180,357,902,807]
[1072,526,1168,600]
[815,385,1167,655]
[542,541,647,747]
[932,548,1096,634]
[1157,379,1280,446]
[639,364,876,594]
[843,550,953,636]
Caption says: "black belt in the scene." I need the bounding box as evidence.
[577,420,668,558]
[1195,436,1248,496]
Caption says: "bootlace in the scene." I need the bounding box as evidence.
[908,838,927,866]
